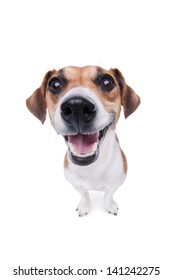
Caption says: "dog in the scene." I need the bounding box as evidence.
[26,66,140,216]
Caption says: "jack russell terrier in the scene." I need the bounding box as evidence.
[26,66,140,216]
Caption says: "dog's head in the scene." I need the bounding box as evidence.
[26,66,140,166]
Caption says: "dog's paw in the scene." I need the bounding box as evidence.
[103,199,119,215]
[76,199,91,217]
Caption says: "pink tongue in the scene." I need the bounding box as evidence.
[69,133,98,154]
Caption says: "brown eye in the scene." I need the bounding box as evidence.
[49,77,66,94]
[96,74,116,92]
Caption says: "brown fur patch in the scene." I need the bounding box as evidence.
[112,68,140,118]
[121,149,128,174]
[64,152,69,168]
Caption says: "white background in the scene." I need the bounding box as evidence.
[0,0,173,279]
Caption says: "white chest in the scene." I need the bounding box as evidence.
[64,134,126,193]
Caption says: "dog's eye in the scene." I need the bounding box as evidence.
[48,77,65,94]
[97,75,116,92]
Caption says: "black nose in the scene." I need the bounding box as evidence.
[61,96,96,131]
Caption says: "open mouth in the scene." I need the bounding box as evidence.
[64,126,109,166]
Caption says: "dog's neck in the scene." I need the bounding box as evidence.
[98,129,118,162]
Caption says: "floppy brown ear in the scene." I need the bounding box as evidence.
[26,71,52,124]
[113,69,140,118]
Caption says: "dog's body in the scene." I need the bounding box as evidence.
[26,66,140,216]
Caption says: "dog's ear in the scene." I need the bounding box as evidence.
[113,69,140,118]
[26,71,52,124]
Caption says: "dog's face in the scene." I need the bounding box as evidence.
[26,66,140,166]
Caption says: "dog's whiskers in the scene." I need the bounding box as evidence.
[109,112,117,127]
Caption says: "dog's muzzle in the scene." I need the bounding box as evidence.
[60,96,113,166]
[60,96,101,166]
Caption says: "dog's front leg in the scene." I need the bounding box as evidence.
[76,191,91,217]
[103,189,119,215]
